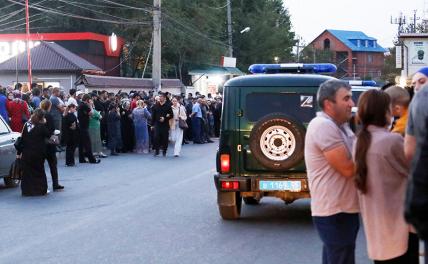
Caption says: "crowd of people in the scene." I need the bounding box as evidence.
[2,67,428,263]
[0,83,223,196]
[305,67,428,264]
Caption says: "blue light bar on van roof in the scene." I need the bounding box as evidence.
[248,63,337,74]
[348,80,377,87]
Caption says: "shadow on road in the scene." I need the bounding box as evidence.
[223,198,313,227]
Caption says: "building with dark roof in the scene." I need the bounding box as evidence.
[0,41,101,91]
[307,29,387,79]
[0,32,124,76]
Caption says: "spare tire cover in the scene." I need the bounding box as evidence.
[249,113,305,171]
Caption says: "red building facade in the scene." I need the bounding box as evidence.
[0,32,124,76]
[308,30,386,79]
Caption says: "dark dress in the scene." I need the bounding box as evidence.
[107,110,122,152]
[19,122,50,196]
[63,113,79,166]
[120,108,135,152]
[44,112,59,187]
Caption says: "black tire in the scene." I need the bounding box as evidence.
[3,177,20,188]
[243,197,260,205]
[218,192,242,220]
[249,113,305,171]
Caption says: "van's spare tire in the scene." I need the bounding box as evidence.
[249,113,305,171]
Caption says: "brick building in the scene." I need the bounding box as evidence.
[307,29,386,79]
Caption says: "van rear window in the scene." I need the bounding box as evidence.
[245,93,316,123]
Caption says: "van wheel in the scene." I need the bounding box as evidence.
[249,113,305,171]
[243,197,260,205]
[218,191,242,220]
[4,177,20,188]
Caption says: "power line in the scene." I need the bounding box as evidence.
[56,0,136,23]
[163,13,228,47]
[94,0,152,13]
[0,15,46,32]
[207,2,229,10]
[0,9,24,23]
[163,20,228,49]
[0,13,41,28]
[0,2,17,11]
[6,0,152,25]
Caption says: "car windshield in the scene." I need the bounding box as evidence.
[245,92,316,123]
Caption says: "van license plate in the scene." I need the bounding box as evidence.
[259,180,301,192]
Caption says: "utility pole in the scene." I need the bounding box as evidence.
[294,36,305,63]
[227,0,233,57]
[152,0,161,92]
[25,0,32,87]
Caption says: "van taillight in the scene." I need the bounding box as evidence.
[221,181,239,190]
[220,154,230,173]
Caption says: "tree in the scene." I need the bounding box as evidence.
[232,0,295,70]
[0,0,296,82]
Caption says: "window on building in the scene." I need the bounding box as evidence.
[365,40,369,47]
[357,40,361,47]
[368,54,373,63]
[324,38,330,50]
[373,41,377,48]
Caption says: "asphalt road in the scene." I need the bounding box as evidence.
[0,140,370,264]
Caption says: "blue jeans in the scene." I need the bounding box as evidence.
[313,213,360,264]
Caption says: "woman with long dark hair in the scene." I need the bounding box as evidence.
[18,109,51,196]
[354,89,418,263]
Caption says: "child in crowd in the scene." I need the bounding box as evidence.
[384,86,411,136]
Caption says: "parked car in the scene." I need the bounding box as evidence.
[0,115,20,187]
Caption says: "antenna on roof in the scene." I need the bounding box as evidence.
[390,12,407,34]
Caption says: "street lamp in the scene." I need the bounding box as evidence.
[240,27,251,34]
[274,56,279,63]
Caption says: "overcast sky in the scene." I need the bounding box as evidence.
[283,0,426,48]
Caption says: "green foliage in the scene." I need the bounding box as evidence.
[232,0,295,68]
[0,0,295,83]
[381,47,400,83]
[299,46,334,64]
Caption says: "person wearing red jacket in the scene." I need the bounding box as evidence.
[6,92,30,132]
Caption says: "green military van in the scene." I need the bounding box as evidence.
[214,63,337,220]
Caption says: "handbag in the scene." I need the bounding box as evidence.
[9,159,23,181]
[178,107,188,129]
[45,134,60,145]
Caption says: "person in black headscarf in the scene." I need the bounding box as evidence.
[18,109,51,196]
[107,103,122,156]
[120,99,135,153]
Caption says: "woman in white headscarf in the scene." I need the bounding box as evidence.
[169,97,187,157]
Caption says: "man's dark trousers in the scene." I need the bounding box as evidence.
[312,213,359,264]
[78,129,96,162]
[66,139,77,165]
[191,116,202,143]
[154,124,169,154]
